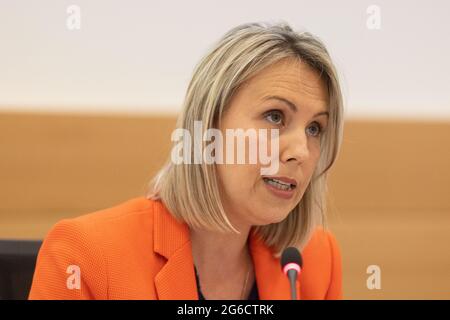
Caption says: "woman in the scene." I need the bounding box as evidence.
[29,21,344,300]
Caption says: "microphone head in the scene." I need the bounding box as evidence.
[281,247,303,275]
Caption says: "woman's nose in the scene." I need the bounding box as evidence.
[279,128,310,164]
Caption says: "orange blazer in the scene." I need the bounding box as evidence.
[29,197,343,300]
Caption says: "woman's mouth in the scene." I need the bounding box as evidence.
[262,177,297,199]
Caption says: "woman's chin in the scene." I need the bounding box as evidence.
[250,208,292,226]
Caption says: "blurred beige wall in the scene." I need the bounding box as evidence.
[0,112,449,299]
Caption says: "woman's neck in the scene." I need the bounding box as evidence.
[190,225,255,299]
[190,225,251,273]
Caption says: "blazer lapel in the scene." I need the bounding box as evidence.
[153,201,198,300]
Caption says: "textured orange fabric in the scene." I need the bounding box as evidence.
[28,197,343,300]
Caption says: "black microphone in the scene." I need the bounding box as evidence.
[281,247,303,300]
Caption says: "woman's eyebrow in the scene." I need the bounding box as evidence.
[262,95,329,117]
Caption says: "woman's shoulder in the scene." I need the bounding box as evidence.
[29,197,165,299]
[43,197,166,251]
[305,226,340,251]
[70,196,155,225]
[303,226,341,266]
[301,226,343,299]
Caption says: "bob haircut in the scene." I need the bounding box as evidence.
[147,21,344,257]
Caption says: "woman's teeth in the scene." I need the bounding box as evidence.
[263,178,295,191]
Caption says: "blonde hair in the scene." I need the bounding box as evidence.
[146,21,344,257]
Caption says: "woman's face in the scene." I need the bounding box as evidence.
[216,58,329,228]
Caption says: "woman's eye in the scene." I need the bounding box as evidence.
[306,122,323,137]
[264,110,284,125]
